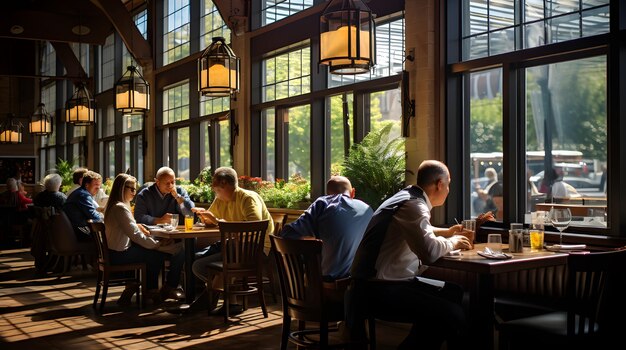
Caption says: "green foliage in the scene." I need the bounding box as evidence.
[255,174,311,209]
[342,124,407,210]
[53,158,76,193]
[180,166,215,203]
[470,96,503,153]
[102,178,114,195]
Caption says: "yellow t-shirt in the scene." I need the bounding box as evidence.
[208,187,274,252]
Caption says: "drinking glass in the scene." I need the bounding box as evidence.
[184,215,194,231]
[549,208,571,246]
[170,213,179,228]
[486,234,502,254]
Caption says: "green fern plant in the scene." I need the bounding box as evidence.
[342,123,408,210]
[53,158,77,193]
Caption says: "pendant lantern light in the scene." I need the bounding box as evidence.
[319,0,376,75]
[198,37,240,97]
[0,115,23,144]
[29,103,53,136]
[65,83,96,126]
[115,65,150,114]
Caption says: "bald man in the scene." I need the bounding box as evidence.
[134,166,195,225]
[279,176,373,280]
[348,160,471,349]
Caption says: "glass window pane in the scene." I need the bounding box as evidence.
[218,119,231,167]
[262,46,310,103]
[201,121,211,170]
[124,136,131,173]
[100,34,115,92]
[264,108,275,181]
[468,68,503,219]
[163,81,190,124]
[163,0,190,65]
[107,141,115,178]
[122,114,143,133]
[200,0,230,50]
[262,0,314,27]
[369,88,402,141]
[177,127,190,180]
[525,56,607,228]
[328,93,353,174]
[287,105,310,180]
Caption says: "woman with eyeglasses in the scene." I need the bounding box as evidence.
[103,173,185,304]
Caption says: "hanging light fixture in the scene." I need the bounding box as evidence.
[0,115,23,144]
[65,82,96,126]
[115,65,149,114]
[319,0,376,75]
[29,103,53,136]
[198,37,240,97]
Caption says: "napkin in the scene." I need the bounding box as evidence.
[477,250,512,260]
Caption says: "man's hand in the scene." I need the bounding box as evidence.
[170,189,183,203]
[201,210,219,225]
[157,213,173,225]
[449,235,473,250]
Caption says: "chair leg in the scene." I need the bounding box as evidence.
[100,272,110,314]
[257,272,268,318]
[223,275,230,323]
[368,317,377,350]
[62,256,70,274]
[93,270,102,309]
[320,320,329,349]
[139,268,147,308]
[280,314,291,350]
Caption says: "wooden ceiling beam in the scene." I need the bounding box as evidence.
[89,0,152,67]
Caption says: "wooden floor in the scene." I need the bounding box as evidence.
[0,248,409,349]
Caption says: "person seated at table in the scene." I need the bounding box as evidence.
[63,170,104,242]
[67,167,108,209]
[347,160,472,350]
[3,178,33,211]
[279,175,373,282]
[104,173,185,304]
[191,166,274,315]
[34,173,67,211]
[134,167,194,226]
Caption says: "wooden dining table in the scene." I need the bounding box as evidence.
[150,225,220,304]
[428,243,569,350]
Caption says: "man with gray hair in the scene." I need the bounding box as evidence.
[34,174,66,210]
[134,166,194,225]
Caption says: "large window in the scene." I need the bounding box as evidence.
[163,82,190,124]
[462,0,610,60]
[200,0,230,50]
[163,0,190,65]
[100,34,115,92]
[287,105,311,180]
[262,0,314,27]
[262,45,311,102]
[450,1,614,238]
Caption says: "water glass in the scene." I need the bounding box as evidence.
[509,230,524,253]
[170,213,179,228]
[487,234,502,254]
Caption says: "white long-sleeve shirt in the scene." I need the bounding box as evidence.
[374,191,454,280]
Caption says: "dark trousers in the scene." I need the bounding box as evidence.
[109,243,184,290]
[347,278,467,350]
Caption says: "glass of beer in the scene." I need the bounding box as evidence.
[530,229,544,250]
[184,215,194,231]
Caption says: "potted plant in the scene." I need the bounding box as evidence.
[342,123,409,210]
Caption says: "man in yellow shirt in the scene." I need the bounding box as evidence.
[191,167,273,315]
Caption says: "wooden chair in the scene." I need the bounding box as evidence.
[48,211,95,273]
[264,212,288,301]
[271,235,358,350]
[497,247,626,349]
[207,220,270,322]
[89,221,147,314]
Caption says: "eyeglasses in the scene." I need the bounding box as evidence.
[125,186,137,193]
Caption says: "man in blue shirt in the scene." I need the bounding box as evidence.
[279,176,373,280]
[134,167,195,225]
[63,170,104,242]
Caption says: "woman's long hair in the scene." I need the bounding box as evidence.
[104,173,137,218]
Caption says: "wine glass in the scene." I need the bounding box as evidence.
[549,208,572,246]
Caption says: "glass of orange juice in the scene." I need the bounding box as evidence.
[184,215,194,231]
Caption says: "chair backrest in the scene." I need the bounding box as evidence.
[89,221,110,267]
[219,220,269,271]
[270,212,288,236]
[566,248,626,336]
[271,235,327,321]
[48,211,80,254]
